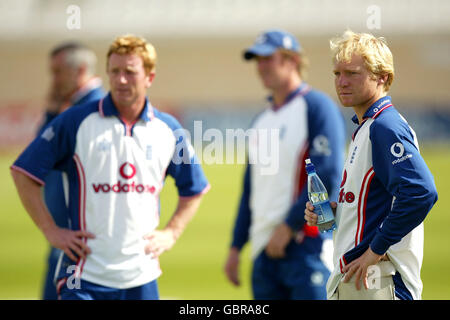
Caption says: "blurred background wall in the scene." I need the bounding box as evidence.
[1,0,449,147]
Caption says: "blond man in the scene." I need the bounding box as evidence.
[304,30,438,300]
[11,35,210,300]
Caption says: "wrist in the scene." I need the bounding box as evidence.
[283,219,298,235]
[164,226,180,242]
[41,221,58,240]
[282,223,294,237]
[230,246,240,253]
[370,235,390,256]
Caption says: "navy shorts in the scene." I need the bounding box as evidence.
[252,239,330,300]
[58,278,159,300]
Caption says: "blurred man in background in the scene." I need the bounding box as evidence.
[11,35,209,299]
[38,42,105,300]
[224,29,346,299]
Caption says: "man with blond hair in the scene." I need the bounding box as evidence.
[11,35,209,300]
[304,30,438,300]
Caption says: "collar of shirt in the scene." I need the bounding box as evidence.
[267,82,311,111]
[351,96,393,124]
[70,77,103,105]
[99,92,155,122]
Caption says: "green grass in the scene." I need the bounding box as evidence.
[0,146,449,299]
[419,145,450,300]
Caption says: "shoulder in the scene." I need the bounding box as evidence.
[89,86,106,100]
[64,99,99,122]
[74,87,106,106]
[302,88,344,128]
[303,88,343,121]
[303,88,338,109]
[48,99,100,134]
[370,107,411,138]
[369,107,418,152]
[152,108,183,131]
[249,108,270,128]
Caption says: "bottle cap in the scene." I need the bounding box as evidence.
[305,158,316,174]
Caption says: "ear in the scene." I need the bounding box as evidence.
[77,63,88,77]
[145,72,156,88]
[378,74,388,86]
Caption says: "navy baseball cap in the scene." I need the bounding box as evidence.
[244,29,301,60]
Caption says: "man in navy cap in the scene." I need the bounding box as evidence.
[224,29,346,299]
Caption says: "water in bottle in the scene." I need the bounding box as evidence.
[305,159,336,233]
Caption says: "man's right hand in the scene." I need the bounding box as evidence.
[224,247,241,286]
[44,226,95,262]
[304,201,337,227]
[11,167,95,263]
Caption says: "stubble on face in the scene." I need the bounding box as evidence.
[333,54,381,110]
[107,53,151,109]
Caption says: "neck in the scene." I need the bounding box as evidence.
[115,97,146,124]
[68,75,97,101]
[354,91,387,124]
[272,76,302,107]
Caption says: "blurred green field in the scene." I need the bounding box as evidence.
[0,145,449,300]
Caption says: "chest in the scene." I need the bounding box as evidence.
[248,101,308,168]
[74,115,176,180]
[338,120,375,204]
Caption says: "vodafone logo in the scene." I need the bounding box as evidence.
[338,170,355,204]
[340,170,347,188]
[390,142,404,158]
[390,142,413,165]
[92,162,156,194]
[119,162,136,179]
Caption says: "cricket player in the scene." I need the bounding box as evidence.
[11,35,209,300]
[305,30,438,299]
[224,29,346,299]
[38,42,105,300]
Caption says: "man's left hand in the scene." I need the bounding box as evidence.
[342,247,383,290]
[143,229,176,258]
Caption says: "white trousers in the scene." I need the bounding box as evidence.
[330,261,397,300]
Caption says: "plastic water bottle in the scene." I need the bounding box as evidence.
[305,159,336,233]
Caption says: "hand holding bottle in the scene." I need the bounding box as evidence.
[305,159,337,233]
[304,201,337,227]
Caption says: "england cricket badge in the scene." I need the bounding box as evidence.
[146,145,152,160]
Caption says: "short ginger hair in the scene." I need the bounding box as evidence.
[107,34,157,74]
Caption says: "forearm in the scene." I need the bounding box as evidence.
[231,164,251,249]
[285,192,308,231]
[164,194,204,241]
[371,187,438,255]
[11,168,56,237]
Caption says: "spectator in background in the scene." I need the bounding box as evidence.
[224,29,346,299]
[38,42,105,300]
